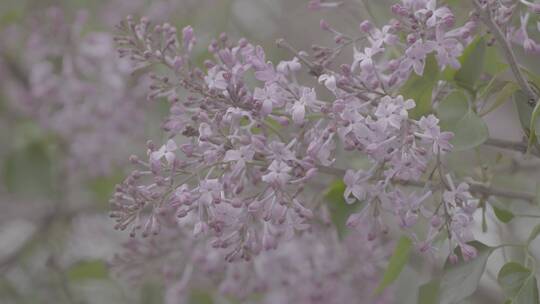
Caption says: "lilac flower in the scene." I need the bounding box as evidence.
[443,174,475,207]
[204,66,228,90]
[253,83,285,116]
[267,141,297,162]
[516,13,540,54]
[390,189,432,228]
[291,87,319,125]
[262,161,292,187]
[198,179,223,205]
[224,146,255,176]
[424,26,463,69]
[343,169,372,204]
[318,74,337,92]
[150,139,178,166]
[369,25,399,48]
[374,95,415,130]
[352,46,381,71]
[182,25,195,53]
[416,0,454,28]
[440,174,479,260]
[276,57,301,74]
[416,115,453,154]
[399,40,429,76]
[306,129,335,166]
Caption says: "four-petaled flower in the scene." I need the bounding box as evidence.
[150,139,178,165]
[399,40,428,76]
[343,169,371,204]
[416,115,453,154]
[291,87,318,125]
[262,160,292,187]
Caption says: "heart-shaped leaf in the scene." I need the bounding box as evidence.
[439,242,494,304]
[498,262,539,304]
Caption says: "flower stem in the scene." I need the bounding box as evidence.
[316,164,536,203]
[483,137,540,157]
[473,0,538,105]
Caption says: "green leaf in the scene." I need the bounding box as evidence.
[522,67,540,91]
[375,236,413,294]
[515,90,535,131]
[455,37,486,91]
[498,262,539,304]
[437,90,489,151]
[417,279,440,304]
[439,242,494,304]
[483,45,508,76]
[67,260,108,281]
[514,90,540,153]
[324,180,360,239]
[400,55,439,119]
[492,205,515,223]
[527,224,540,246]
[449,111,489,151]
[437,90,469,123]
[441,67,457,82]
[480,82,519,116]
[443,38,506,82]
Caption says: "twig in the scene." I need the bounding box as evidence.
[317,164,536,203]
[473,0,538,105]
[276,38,324,77]
[484,137,540,157]
[468,181,535,203]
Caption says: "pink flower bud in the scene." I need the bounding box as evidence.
[320,19,331,31]
[359,20,373,33]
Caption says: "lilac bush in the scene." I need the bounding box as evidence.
[2,0,540,303]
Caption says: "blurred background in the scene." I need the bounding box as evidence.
[1,0,540,303]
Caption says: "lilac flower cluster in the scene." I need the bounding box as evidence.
[315,0,479,83]
[479,0,540,54]
[110,0,485,264]
[249,230,393,304]
[112,223,393,304]
[0,8,148,177]
[112,18,322,262]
